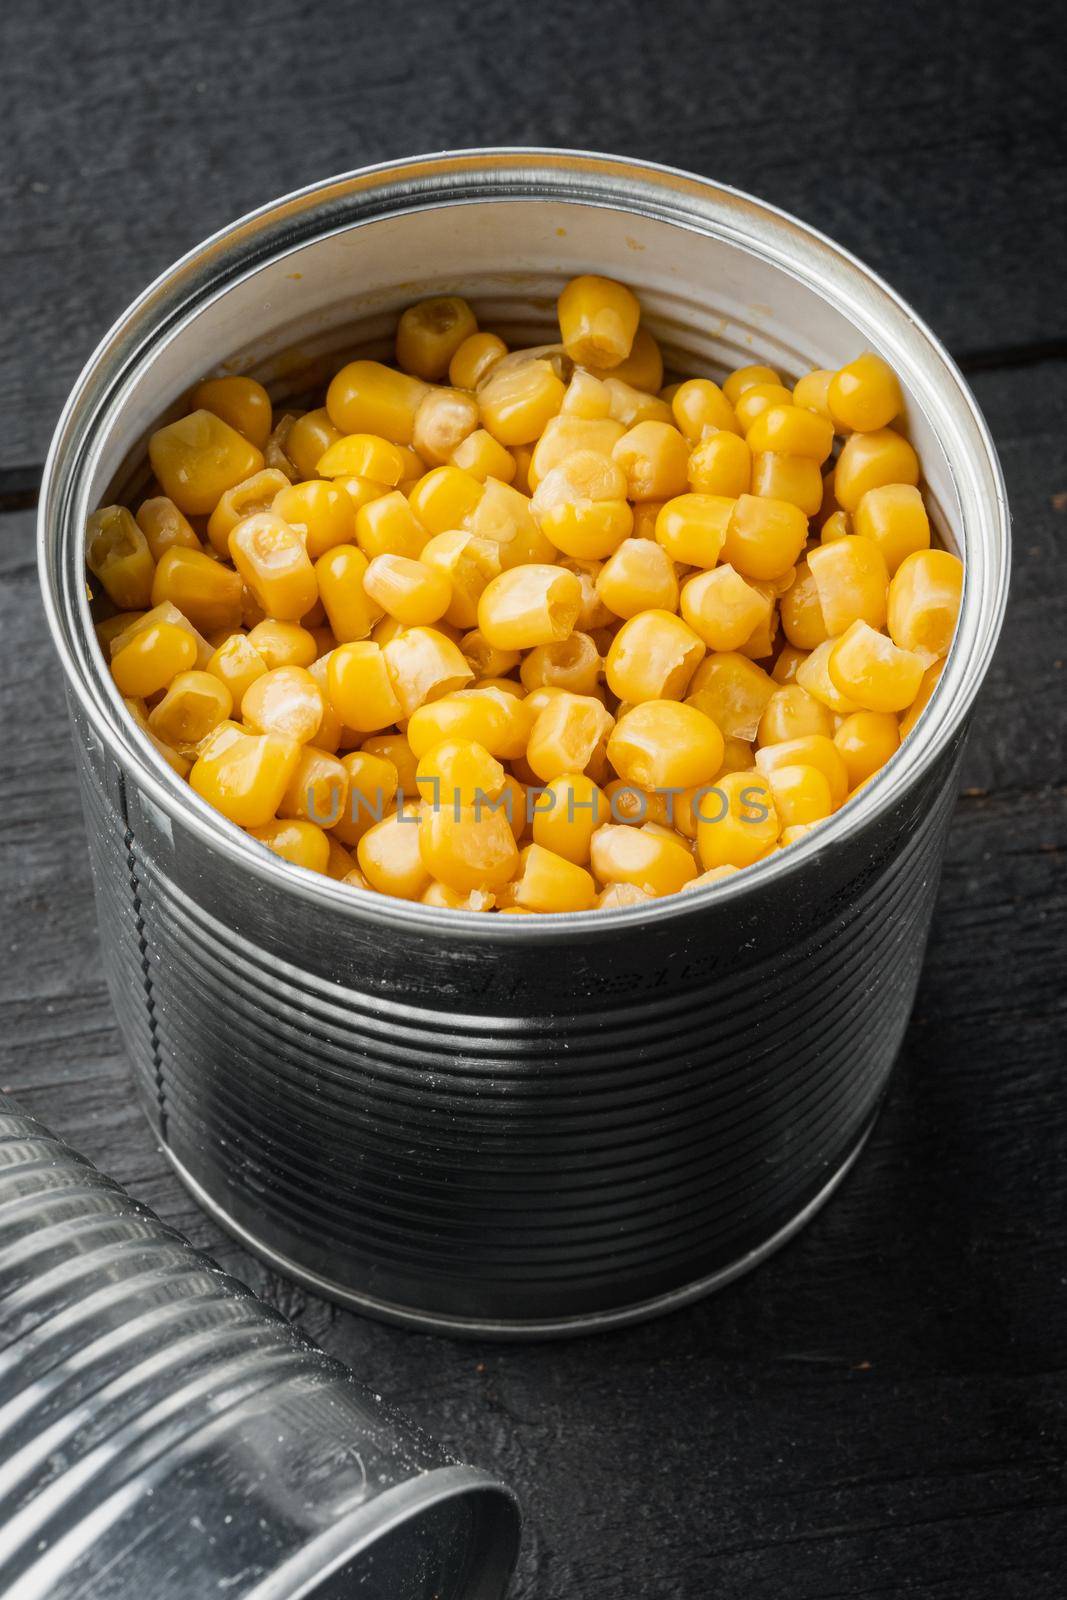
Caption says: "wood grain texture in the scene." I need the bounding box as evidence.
[1,0,1065,473]
[3,344,1065,1596]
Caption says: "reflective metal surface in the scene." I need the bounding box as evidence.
[39,150,1010,1334]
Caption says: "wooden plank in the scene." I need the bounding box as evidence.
[1,0,1064,473]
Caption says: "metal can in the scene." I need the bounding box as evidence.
[38,150,1009,1338]
[0,1093,520,1598]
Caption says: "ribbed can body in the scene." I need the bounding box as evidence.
[40,152,1009,1336]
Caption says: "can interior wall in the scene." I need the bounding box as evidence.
[40,153,1009,1338]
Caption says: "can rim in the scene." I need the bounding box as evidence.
[38,147,1010,939]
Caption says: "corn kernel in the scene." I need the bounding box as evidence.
[324,835,357,879]
[122,696,192,777]
[900,659,945,738]
[247,818,330,873]
[828,620,926,713]
[351,489,425,561]
[271,479,355,560]
[460,630,519,679]
[86,506,156,609]
[150,546,243,634]
[557,274,640,368]
[853,483,930,574]
[528,416,625,489]
[421,882,496,911]
[274,744,349,827]
[590,823,697,897]
[765,763,833,828]
[396,296,478,380]
[750,452,824,516]
[96,612,144,651]
[407,688,516,759]
[149,410,266,516]
[326,641,403,732]
[357,805,430,899]
[612,421,689,501]
[695,771,779,869]
[807,535,889,635]
[326,360,429,444]
[833,710,901,788]
[334,476,391,516]
[520,632,601,695]
[206,468,294,555]
[757,684,834,746]
[363,553,452,626]
[793,369,834,420]
[654,493,732,567]
[282,408,341,480]
[191,375,273,450]
[594,537,677,620]
[687,431,752,498]
[604,377,673,428]
[450,428,517,484]
[110,601,213,670]
[608,700,724,790]
[589,326,664,392]
[772,644,808,685]
[449,330,508,390]
[834,428,919,511]
[754,732,849,810]
[606,610,705,702]
[112,620,197,697]
[136,497,201,562]
[417,736,506,808]
[246,618,318,670]
[720,494,808,581]
[828,353,902,432]
[382,626,474,717]
[475,562,580,652]
[479,359,566,446]
[680,565,771,652]
[418,530,502,629]
[821,510,851,544]
[315,431,406,487]
[469,478,556,567]
[526,692,614,783]
[671,378,740,444]
[264,412,301,481]
[779,559,829,650]
[686,652,775,740]
[331,750,399,846]
[419,802,519,893]
[887,549,963,659]
[794,637,860,714]
[242,664,323,743]
[407,388,478,467]
[148,670,233,753]
[190,722,301,827]
[315,545,382,642]
[723,365,782,406]
[733,383,794,433]
[531,772,609,864]
[746,404,834,463]
[507,843,593,913]
[228,512,318,621]
[531,451,632,559]
[408,464,484,534]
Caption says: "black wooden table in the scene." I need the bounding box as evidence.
[2,4,1065,1595]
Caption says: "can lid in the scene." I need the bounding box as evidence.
[0,1096,521,1600]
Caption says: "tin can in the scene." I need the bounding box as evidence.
[38,150,1010,1337]
[0,1093,520,1598]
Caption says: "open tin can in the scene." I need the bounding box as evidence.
[38,150,1009,1337]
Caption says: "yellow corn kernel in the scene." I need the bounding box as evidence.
[449,330,508,390]
[96,611,145,651]
[352,489,425,561]
[245,619,318,671]
[720,494,809,581]
[136,497,201,562]
[671,378,741,444]
[585,326,663,392]
[520,632,601,695]
[765,763,833,829]
[510,443,534,494]
[148,669,233,753]
[326,360,429,444]
[408,464,484,534]
[828,620,926,713]
[330,750,399,845]
[887,549,963,660]
[793,369,834,420]
[757,684,834,746]
[603,781,676,828]
[686,652,775,740]
[207,632,269,714]
[607,700,724,790]
[248,818,331,874]
[315,431,405,487]
[723,365,782,406]
[834,428,920,512]
[833,710,901,788]
[687,431,752,498]
[206,468,293,555]
[750,452,824,516]
[357,805,430,899]
[468,478,556,567]
[695,771,779,869]
[272,479,355,560]
[460,630,519,679]
[149,409,265,516]
[557,274,640,368]
[326,641,403,732]
[421,882,496,911]
[531,451,632,560]
[604,377,673,428]
[821,510,851,544]
[406,688,515,759]
[315,545,383,642]
[324,835,357,879]
[363,553,452,626]
[419,530,502,630]
[228,512,318,622]
[418,801,519,894]
[382,626,474,717]
[242,664,323,743]
[736,580,779,661]
[780,560,829,650]
[409,389,479,466]
[263,412,300,481]
[596,882,657,909]
[596,538,679,619]
[528,416,625,489]
[808,535,889,635]
[122,696,192,777]
[476,563,581,652]
[110,601,213,670]
[852,483,930,574]
[333,475,392,516]
[612,421,690,501]
[531,772,609,864]
[558,558,614,631]
[590,823,698,897]
[680,565,771,652]
[733,383,795,433]
[478,359,566,446]
[416,735,505,805]
[278,410,337,481]
[654,493,733,567]
[190,375,273,450]
[899,659,945,739]
[792,637,859,714]
[190,722,301,827]
[508,843,594,913]
[112,620,197,697]
[396,296,478,380]
[526,692,614,783]
[754,732,849,810]
[746,404,835,463]
[684,865,742,891]
[86,507,156,609]
[562,368,613,419]
[450,428,517,484]
[828,353,902,433]
[605,609,705,703]
[771,644,808,685]
[150,546,243,635]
